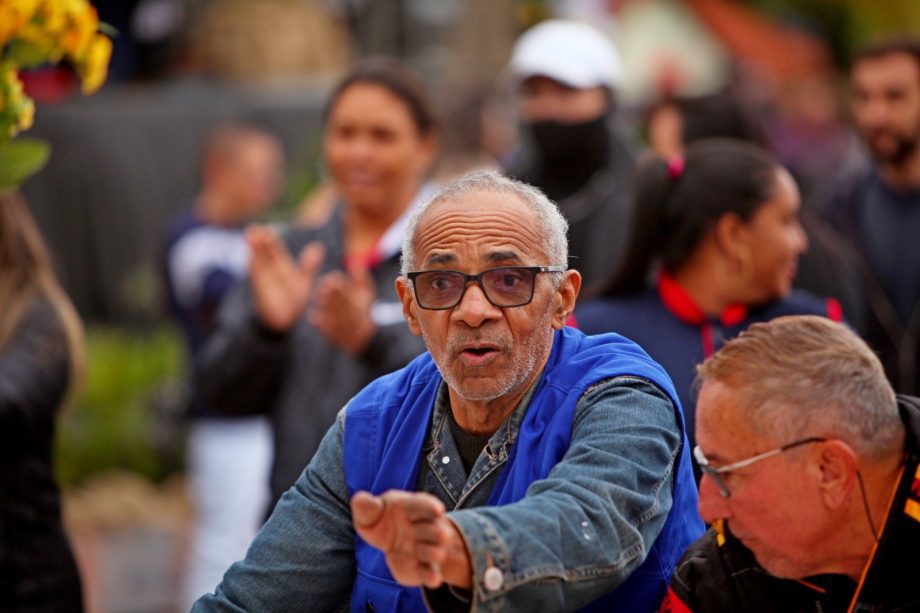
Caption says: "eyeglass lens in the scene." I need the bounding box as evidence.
[413,268,536,309]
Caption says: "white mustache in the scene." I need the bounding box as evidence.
[446,334,512,357]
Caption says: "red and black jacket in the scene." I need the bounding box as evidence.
[662,396,920,613]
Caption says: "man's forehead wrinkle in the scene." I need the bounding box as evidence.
[414,206,545,262]
[416,227,540,264]
[422,249,522,268]
[420,197,540,232]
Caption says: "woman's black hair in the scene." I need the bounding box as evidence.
[322,58,438,136]
[644,90,764,149]
[601,138,780,296]
[677,90,765,147]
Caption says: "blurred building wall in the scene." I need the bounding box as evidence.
[22,78,329,324]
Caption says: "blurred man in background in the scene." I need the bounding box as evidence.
[162,122,283,608]
[819,38,920,394]
[504,20,636,290]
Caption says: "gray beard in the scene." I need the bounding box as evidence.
[425,307,555,403]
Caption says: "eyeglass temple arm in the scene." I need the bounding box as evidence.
[711,436,827,474]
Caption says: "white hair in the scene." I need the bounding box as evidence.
[400,170,569,278]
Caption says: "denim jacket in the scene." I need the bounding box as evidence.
[194,337,699,612]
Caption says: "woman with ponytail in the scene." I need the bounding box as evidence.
[576,139,841,451]
[0,192,84,611]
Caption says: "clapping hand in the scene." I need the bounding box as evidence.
[310,265,377,355]
[247,225,325,333]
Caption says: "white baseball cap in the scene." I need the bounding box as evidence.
[509,20,623,90]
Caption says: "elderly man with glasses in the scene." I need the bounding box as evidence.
[662,315,920,613]
[194,170,703,611]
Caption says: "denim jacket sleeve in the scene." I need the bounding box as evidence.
[192,409,355,612]
[193,379,680,612]
[446,377,681,611]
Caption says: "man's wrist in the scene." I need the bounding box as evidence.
[442,518,473,589]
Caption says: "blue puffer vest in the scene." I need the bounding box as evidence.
[344,327,702,612]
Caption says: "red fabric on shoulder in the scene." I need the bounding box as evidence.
[657,271,748,326]
[825,297,843,322]
[660,586,693,613]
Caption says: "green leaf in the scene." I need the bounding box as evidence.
[0,137,51,194]
[5,40,62,69]
[98,22,120,38]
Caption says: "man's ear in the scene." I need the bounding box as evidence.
[815,440,859,510]
[551,270,581,330]
[396,277,422,336]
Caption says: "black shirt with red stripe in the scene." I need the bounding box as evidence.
[575,273,840,454]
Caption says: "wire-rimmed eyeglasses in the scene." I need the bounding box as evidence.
[694,437,827,498]
[406,266,565,310]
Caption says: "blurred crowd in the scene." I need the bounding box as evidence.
[3,0,920,611]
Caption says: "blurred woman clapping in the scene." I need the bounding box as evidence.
[198,60,436,510]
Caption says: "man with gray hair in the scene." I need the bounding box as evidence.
[195,170,702,611]
[662,315,920,612]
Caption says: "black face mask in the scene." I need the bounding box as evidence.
[525,114,611,199]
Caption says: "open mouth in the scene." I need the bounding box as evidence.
[457,345,501,366]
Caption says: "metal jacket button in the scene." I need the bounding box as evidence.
[483,566,504,592]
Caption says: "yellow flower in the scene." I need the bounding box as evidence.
[10,0,44,12]
[0,0,44,48]
[17,95,35,134]
[14,22,65,65]
[0,0,111,142]
[76,32,111,94]
[0,0,110,193]
[61,4,99,59]
[36,0,67,37]
[1,65,35,136]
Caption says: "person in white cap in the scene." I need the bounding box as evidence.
[505,19,636,289]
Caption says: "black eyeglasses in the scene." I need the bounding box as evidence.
[694,436,826,498]
[406,266,566,310]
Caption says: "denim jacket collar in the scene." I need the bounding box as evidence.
[422,379,539,509]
